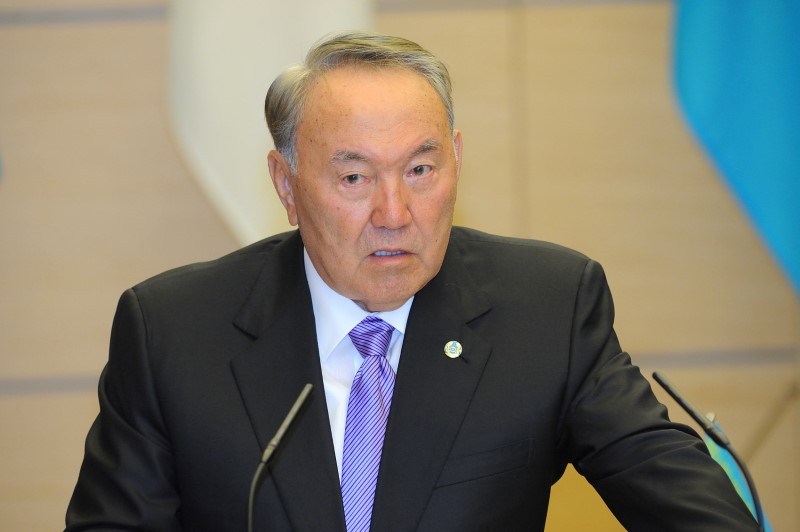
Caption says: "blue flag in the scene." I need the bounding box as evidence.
[674,1,800,295]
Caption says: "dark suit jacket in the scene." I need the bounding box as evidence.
[66,228,756,531]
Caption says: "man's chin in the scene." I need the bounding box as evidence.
[353,283,420,313]
[344,263,437,311]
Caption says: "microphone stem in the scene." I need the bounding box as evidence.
[247,383,313,532]
[248,462,267,532]
[725,444,765,532]
[652,372,765,531]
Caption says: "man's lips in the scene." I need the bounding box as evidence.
[373,250,407,257]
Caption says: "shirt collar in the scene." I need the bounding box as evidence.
[304,249,413,362]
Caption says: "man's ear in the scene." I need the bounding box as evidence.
[268,150,298,226]
[453,129,464,178]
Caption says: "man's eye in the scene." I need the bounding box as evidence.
[343,174,365,185]
[409,165,432,177]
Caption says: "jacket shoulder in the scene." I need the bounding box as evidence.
[123,231,301,320]
[132,231,297,293]
[449,226,592,271]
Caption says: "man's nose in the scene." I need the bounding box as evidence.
[371,178,413,229]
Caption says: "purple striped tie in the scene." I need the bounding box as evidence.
[341,316,396,532]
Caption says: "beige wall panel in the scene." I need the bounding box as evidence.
[0,392,98,531]
[0,0,156,8]
[0,22,236,378]
[377,9,517,235]
[748,397,799,532]
[518,3,798,354]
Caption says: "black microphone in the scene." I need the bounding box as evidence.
[652,371,765,532]
[247,383,313,532]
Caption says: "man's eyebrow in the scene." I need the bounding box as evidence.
[331,139,442,163]
[411,139,442,158]
[330,140,443,165]
[331,150,369,163]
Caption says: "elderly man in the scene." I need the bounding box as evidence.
[66,31,756,531]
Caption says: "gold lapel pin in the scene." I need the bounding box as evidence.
[444,340,462,359]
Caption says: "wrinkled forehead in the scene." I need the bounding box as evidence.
[294,65,455,168]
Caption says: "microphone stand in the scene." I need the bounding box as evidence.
[652,372,765,532]
[247,383,313,532]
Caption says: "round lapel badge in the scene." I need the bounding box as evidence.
[444,341,463,359]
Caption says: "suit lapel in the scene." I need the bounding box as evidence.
[230,232,345,531]
[371,239,493,530]
[228,232,493,531]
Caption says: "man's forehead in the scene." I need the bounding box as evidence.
[298,66,451,152]
[306,64,442,112]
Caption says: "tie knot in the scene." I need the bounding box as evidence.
[349,316,395,359]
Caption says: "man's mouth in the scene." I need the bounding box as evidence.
[373,250,406,257]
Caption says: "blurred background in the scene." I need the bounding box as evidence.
[0,0,797,530]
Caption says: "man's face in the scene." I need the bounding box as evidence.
[269,65,462,312]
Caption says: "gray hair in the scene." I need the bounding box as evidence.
[265,31,454,174]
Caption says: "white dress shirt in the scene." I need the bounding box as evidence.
[303,249,413,479]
